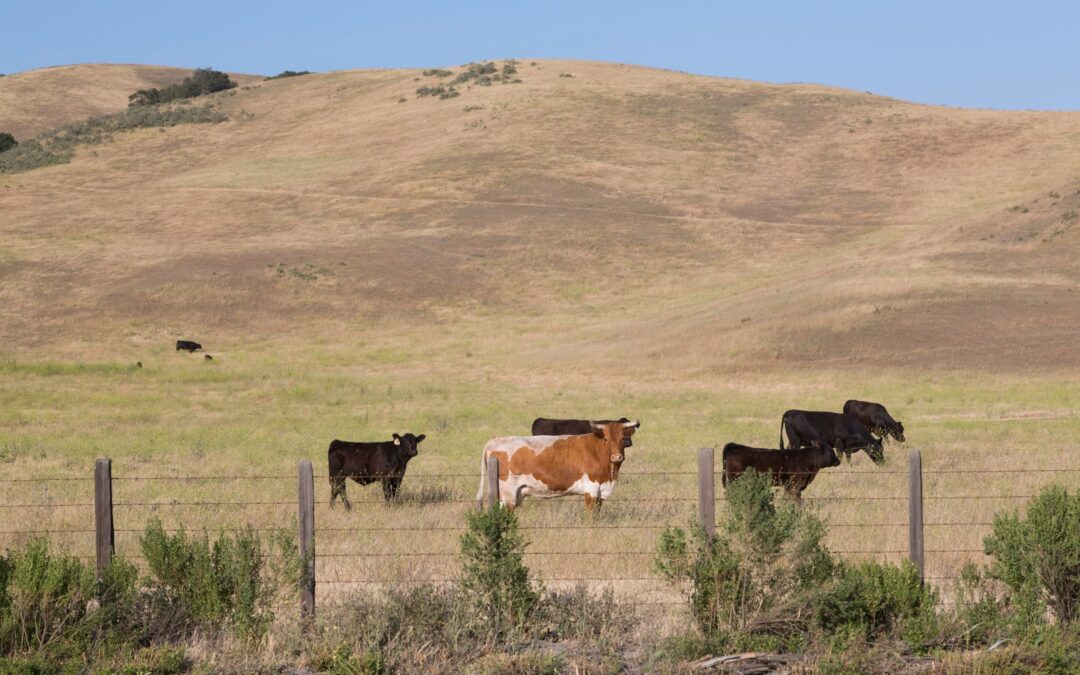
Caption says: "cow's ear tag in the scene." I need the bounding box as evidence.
[394,438,401,446]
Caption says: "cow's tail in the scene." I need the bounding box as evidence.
[475,449,487,510]
[720,443,730,487]
[779,412,787,449]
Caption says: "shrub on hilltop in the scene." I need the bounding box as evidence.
[129,68,237,107]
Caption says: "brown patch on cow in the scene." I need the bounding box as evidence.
[487,450,510,481]
[503,423,632,490]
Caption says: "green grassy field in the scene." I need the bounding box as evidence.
[2,337,1077,628]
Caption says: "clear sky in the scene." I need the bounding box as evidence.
[5,0,1079,110]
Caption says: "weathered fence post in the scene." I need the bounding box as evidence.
[297,459,315,626]
[698,447,716,541]
[486,455,500,510]
[94,458,114,580]
[908,449,924,584]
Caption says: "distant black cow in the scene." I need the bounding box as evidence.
[722,441,840,500]
[176,340,202,352]
[531,417,637,448]
[204,354,213,361]
[781,410,885,465]
[843,400,905,442]
[328,433,426,508]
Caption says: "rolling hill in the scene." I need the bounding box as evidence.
[0,64,262,139]
[1,59,1078,375]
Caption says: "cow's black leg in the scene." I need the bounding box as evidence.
[382,478,401,501]
[786,430,802,450]
[329,475,345,509]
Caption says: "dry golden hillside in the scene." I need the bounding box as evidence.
[0,64,262,139]
[1,59,1078,373]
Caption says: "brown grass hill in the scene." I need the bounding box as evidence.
[0,64,262,139]
[1,59,1078,373]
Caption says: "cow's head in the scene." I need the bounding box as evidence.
[392,433,426,458]
[591,420,640,463]
[891,421,905,443]
[811,440,842,468]
[614,417,635,448]
[863,437,885,465]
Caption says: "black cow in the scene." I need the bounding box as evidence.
[204,354,213,361]
[176,340,202,352]
[781,410,885,465]
[843,400,905,442]
[328,433,426,508]
[722,441,840,500]
[531,417,637,448]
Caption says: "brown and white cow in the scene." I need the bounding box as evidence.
[475,420,640,512]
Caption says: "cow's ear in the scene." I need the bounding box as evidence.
[393,433,401,445]
[416,434,426,443]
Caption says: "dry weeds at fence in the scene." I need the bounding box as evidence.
[2,456,1079,617]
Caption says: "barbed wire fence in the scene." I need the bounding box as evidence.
[1,450,1078,618]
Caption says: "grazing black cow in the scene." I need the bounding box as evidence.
[204,354,213,361]
[781,410,885,465]
[843,400,905,442]
[176,340,202,352]
[328,433,426,508]
[531,417,637,448]
[722,441,840,500]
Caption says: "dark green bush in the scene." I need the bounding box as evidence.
[0,133,15,154]
[422,69,452,78]
[815,560,938,646]
[655,470,833,637]
[984,484,1080,626]
[265,70,312,80]
[129,68,236,107]
[460,505,539,640]
[0,104,228,173]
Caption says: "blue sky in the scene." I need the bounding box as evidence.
[5,0,1079,110]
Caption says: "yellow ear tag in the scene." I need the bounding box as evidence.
[394,438,401,445]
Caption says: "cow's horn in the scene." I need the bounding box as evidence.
[623,420,640,428]
[590,422,605,430]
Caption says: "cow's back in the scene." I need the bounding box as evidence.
[531,418,590,436]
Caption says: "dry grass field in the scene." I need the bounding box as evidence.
[1,60,1079,637]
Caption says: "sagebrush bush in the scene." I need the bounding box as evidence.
[815,560,938,646]
[0,133,15,154]
[265,70,312,80]
[655,470,833,638]
[984,484,1080,626]
[460,505,539,640]
[0,537,140,665]
[140,520,299,639]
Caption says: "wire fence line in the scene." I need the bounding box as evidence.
[1,455,1076,616]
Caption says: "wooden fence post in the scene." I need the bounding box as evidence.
[297,459,315,626]
[486,455,500,510]
[698,447,716,541]
[94,458,114,580]
[908,449,924,584]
